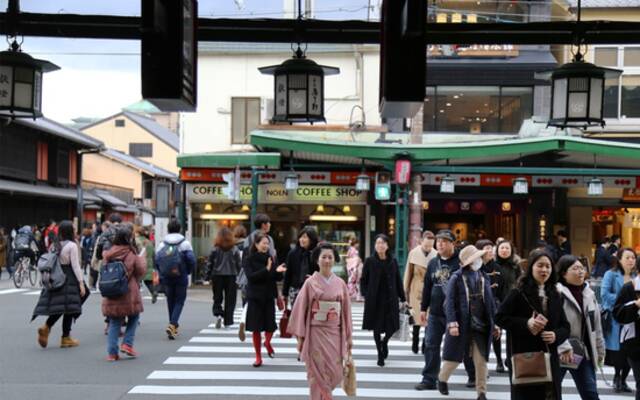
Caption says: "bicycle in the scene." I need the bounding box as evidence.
[13,255,38,288]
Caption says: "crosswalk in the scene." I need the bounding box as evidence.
[0,287,165,301]
[128,307,631,399]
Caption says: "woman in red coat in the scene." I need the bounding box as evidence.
[101,224,146,361]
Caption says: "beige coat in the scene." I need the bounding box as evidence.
[404,246,437,326]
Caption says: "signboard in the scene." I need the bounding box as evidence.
[187,183,368,204]
[395,160,411,185]
[428,44,519,58]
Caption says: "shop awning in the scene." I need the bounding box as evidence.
[178,151,281,169]
[0,179,101,202]
[92,190,128,207]
[113,205,139,214]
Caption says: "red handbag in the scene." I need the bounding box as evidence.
[279,309,292,338]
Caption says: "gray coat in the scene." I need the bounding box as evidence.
[556,283,605,371]
[442,268,497,363]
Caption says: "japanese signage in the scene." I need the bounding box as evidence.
[275,74,287,115]
[308,75,321,116]
[0,66,12,107]
[428,44,519,58]
[187,183,368,204]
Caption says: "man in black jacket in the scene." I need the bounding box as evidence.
[415,229,475,390]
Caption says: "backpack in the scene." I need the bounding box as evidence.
[14,233,30,250]
[99,258,130,298]
[157,239,185,278]
[38,251,66,291]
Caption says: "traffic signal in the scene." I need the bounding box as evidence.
[222,169,240,201]
[375,172,392,201]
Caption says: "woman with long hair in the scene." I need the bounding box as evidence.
[244,232,286,367]
[361,234,406,367]
[33,220,88,349]
[282,226,319,307]
[209,227,242,329]
[288,242,353,399]
[346,236,364,302]
[495,249,571,400]
[601,247,636,392]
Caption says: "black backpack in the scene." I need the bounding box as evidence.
[99,258,130,298]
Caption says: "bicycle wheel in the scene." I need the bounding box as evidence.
[12,262,23,288]
[28,266,38,287]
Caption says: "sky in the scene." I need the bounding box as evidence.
[0,0,379,123]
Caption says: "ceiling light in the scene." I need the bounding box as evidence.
[200,214,249,220]
[309,215,358,222]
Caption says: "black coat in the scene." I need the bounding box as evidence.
[244,251,282,333]
[482,260,505,303]
[360,254,406,334]
[613,281,640,360]
[495,287,570,400]
[282,246,317,296]
[32,265,85,320]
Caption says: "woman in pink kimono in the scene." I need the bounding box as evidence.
[346,238,363,301]
[288,242,353,400]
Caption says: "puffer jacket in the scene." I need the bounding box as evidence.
[101,245,146,318]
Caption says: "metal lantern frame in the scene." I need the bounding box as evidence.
[259,47,339,124]
[536,54,621,129]
[355,173,370,191]
[513,177,529,194]
[587,177,604,196]
[284,171,299,191]
[0,41,59,119]
[440,176,455,193]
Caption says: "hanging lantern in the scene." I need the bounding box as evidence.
[259,47,339,124]
[355,173,370,191]
[513,177,529,194]
[284,171,299,191]
[536,52,621,129]
[587,178,604,196]
[440,176,455,193]
[0,40,60,119]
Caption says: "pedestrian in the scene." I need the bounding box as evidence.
[288,242,353,400]
[415,229,476,390]
[555,255,605,400]
[495,249,571,400]
[208,227,242,329]
[404,230,437,354]
[88,221,105,289]
[601,247,636,393]
[613,252,640,400]
[346,236,364,302]
[135,226,157,303]
[556,230,572,258]
[282,226,319,307]
[43,220,58,252]
[101,224,147,361]
[243,232,286,367]
[233,224,247,254]
[437,245,499,400]
[609,234,621,257]
[12,225,39,267]
[360,233,406,367]
[33,220,88,349]
[0,226,7,279]
[243,213,276,260]
[592,237,613,278]
[155,218,196,340]
[495,239,521,296]
[80,226,93,275]
[233,224,249,341]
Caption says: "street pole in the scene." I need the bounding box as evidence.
[395,184,409,273]
[408,104,424,251]
[76,152,83,234]
[250,167,260,229]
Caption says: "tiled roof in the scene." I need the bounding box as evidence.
[102,148,177,179]
[16,117,104,149]
[122,111,179,151]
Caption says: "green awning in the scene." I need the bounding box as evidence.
[177,152,281,168]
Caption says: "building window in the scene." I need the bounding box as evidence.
[57,148,69,183]
[115,119,126,127]
[594,47,618,66]
[231,97,261,145]
[603,78,620,118]
[622,76,640,118]
[36,141,48,181]
[423,86,532,134]
[129,143,153,158]
[624,48,640,67]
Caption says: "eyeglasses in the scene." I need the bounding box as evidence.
[568,265,586,272]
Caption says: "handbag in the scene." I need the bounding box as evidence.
[601,309,612,334]
[342,352,357,396]
[279,308,292,338]
[392,304,412,342]
[510,291,553,386]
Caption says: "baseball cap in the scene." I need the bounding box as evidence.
[435,229,455,242]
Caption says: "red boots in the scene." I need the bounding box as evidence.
[252,331,262,367]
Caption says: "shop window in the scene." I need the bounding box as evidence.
[36,141,48,181]
[115,119,126,127]
[129,143,153,158]
[436,86,500,133]
[231,97,261,145]
[500,87,533,133]
[423,87,436,131]
[624,48,640,67]
[622,76,640,118]
[594,48,618,67]
[603,78,620,118]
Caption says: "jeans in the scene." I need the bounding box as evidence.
[560,359,599,400]
[422,313,475,385]
[211,275,237,327]
[165,282,188,327]
[107,314,140,356]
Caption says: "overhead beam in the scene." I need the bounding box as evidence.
[2,13,640,45]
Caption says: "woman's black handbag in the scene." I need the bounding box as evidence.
[601,309,612,334]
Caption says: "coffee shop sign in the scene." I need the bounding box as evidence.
[187,183,368,204]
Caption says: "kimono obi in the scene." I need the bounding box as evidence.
[311,300,341,325]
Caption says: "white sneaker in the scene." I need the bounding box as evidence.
[215,316,222,329]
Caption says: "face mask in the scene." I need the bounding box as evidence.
[470,258,483,271]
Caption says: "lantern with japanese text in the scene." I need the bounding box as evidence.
[0,40,60,119]
[259,47,339,124]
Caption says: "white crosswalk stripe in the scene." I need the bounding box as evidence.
[0,288,29,295]
[129,307,629,399]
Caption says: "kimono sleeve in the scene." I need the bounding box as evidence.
[288,280,311,338]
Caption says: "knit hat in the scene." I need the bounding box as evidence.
[458,245,487,267]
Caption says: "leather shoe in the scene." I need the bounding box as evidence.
[495,363,506,373]
[438,381,449,395]
[477,394,487,400]
[466,379,476,388]
[621,381,633,393]
[414,382,436,391]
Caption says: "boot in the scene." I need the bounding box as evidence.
[252,331,263,367]
[382,339,389,360]
[614,375,621,393]
[60,336,79,348]
[411,326,420,354]
[37,325,50,348]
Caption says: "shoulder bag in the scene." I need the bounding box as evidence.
[510,291,553,386]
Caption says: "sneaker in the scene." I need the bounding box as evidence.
[438,381,449,395]
[106,354,119,362]
[166,324,178,340]
[60,336,80,348]
[238,322,246,342]
[120,343,138,358]
[215,316,222,329]
[414,382,436,391]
